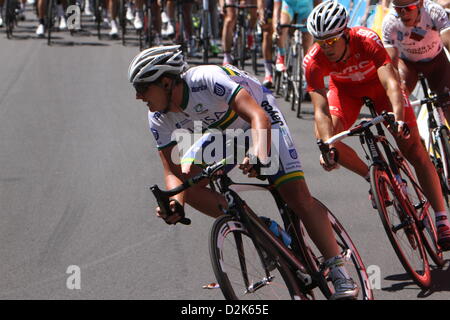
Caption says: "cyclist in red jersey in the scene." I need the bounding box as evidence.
[304,0,450,250]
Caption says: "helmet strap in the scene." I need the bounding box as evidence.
[162,77,177,114]
[335,34,349,63]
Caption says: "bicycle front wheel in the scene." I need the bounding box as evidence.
[209,215,305,300]
[370,165,431,289]
[436,127,450,203]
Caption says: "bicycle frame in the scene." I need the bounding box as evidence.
[322,99,424,231]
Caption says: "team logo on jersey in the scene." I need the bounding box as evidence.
[214,83,226,96]
[410,27,426,41]
[153,112,162,120]
[289,149,298,160]
[151,128,159,140]
[191,84,207,92]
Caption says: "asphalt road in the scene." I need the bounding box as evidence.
[0,10,449,300]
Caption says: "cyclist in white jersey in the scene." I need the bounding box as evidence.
[382,0,450,120]
[128,45,359,299]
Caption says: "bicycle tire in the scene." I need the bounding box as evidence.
[145,2,153,49]
[202,9,209,64]
[209,215,306,300]
[295,44,304,118]
[396,155,445,267]
[436,127,450,199]
[239,28,246,70]
[370,164,431,289]
[118,0,126,45]
[290,45,300,112]
[46,0,54,45]
[283,45,292,102]
[296,200,374,300]
[94,0,101,39]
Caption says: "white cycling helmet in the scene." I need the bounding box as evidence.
[307,0,349,39]
[128,45,188,84]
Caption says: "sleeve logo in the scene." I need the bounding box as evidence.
[214,83,226,96]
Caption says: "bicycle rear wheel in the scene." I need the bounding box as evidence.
[209,215,305,300]
[94,0,102,39]
[46,0,54,45]
[201,9,209,64]
[296,200,374,300]
[118,0,126,45]
[239,28,246,70]
[396,155,445,267]
[295,44,304,118]
[370,165,431,289]
[435,127,450,205]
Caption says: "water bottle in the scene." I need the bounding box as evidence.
[260,216,292,247]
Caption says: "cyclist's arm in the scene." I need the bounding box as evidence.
[311,88,335,144]
[377,63,406,122]
[159,145,186,206]
[231,89,271,162]
[385,47,399,69]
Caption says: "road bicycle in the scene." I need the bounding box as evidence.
[224,3,258,75]
[411,73,450,207]
[151,159,373,300]
[273,21,305,118]
[318,98,445,289]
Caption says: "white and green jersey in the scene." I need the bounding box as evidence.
[382,0,450,62]
[148,64,305,189]
[148,65,265,150]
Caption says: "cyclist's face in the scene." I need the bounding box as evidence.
[393,0,421,26]
[135,82,167,112]
[318,34,347,62]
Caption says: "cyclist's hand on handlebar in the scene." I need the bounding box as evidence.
[239,156,260,178]
[239,154,267,180]
[156,199,186,225]
[394,121,411,139]
[320,147,340,172]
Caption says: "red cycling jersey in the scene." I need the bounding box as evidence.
[303,26,416,130]
[304,26,391,90]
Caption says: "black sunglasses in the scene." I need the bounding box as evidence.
[134,82,152,95]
